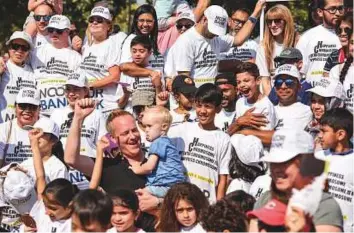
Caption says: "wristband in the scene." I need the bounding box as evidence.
[248,16,258,24]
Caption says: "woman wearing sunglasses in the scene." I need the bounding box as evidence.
[323,13,353,77]
[80,6,121,117]
[256,4,296,96]
[0,31,36,124]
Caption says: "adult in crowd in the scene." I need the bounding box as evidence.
[30,15,81,117]
[323,12,353,76]
[50,72,107,189]
[79,6,121,116]
[0,31,36,123]
[219,7,258,62]
[296,0,344,82]
[165,0,265,88]
[256,4,296,95]
[249,129,343,232]
[30,3,53,48]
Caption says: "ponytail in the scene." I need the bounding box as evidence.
[339,56,353,84]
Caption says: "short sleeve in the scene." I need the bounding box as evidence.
[164,47,176,77]
[218,35,235,53]
[119,34,135,64]
[149,137,170,159]
[256,45,270,77]
[313,193,343,228]
[218,135,231,175]
[323,50,337,72]
[173,38,194,73]
[295,34,309,75]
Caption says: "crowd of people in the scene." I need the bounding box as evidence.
[0,0,353,232]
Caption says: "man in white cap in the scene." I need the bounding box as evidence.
[0,31,36,123]
[30,14,81,117]
[165,1,265,87]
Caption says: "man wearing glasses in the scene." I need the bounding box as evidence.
[296,0,344,82]
[31,4,53,48]
[219,7,258,63]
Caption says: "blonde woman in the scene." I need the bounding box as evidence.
[256,4,295,95]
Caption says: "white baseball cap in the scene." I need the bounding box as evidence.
[274,64,301,81]
[3,170,37,214]
[262,129,314,163]
[230,134,264,169]
[16,88,40,106]
[90,6,112,21]
[306,78,345,99]
[24,117,60,140]
[66,72,88,87]
[204,5,228,36]
[6,31,34,50]
[177,10,196,24]
[46,15,71,30]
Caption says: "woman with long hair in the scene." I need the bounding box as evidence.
[256,4,295,95]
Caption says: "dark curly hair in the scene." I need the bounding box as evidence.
[224,190,256,214]
[158,182,209,232]
[229,147,265,183]
[201,199,247,232]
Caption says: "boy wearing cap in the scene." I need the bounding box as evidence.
[170,74,197,127]
[0,31,36,123]
[166,2,265,87]
[214,72,237,132]
[30,14,81,117]
[316,108,353,232]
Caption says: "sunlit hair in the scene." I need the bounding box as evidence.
[263,4,295,72]
[145,106,172,130]
[105,110,134,135]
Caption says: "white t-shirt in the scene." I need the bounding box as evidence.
[33,33,50,48]
[168,122,231,203]
[219,39,258,62]
[249,173,272,200]
[30,44,81,116]
[181,223,206,233]
[166,27,234,87]
[256,41,284,78]
[275,102,313,130]
[329,64,353,114]
[316,149,354,232]
[214,109,236,132]
[170,109,197,127]
[0,119,32,165]
[296,25,341,81]
[0,60,35,123]
[80,36,121,112]
[235,96,277,130]
[226,178,252,194]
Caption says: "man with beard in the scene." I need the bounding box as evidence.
[214,72,237,132]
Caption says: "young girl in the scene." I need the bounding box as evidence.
[21,127,79,232]
[158,182,209,232]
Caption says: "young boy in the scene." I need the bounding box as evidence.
[117,35,163,113]
[316,108,353,232]
[168,83,232,203]
[170,74,197,127]
[128,106,185,197]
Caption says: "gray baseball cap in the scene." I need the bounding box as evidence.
[274,48,303,63]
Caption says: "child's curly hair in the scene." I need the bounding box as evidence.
[201,199,248,232]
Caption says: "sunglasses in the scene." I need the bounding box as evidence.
[34,14,52,22]
[89,16,106,24]
[336,27,352,35]
[266,18,283,26]
[274,78,296,88]
[231,18,247,26]
[323,5,345,14]
[9,43,30,52]
[17,103,38,111]
[47,28,66,34]
[176,23,194,30]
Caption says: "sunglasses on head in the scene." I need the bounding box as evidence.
[176,23,194,30]
[89,16,106,24]
[266,18,283,26]
[9,43,30,52]
[17,103,38,111]
[274,78,296,88]
[336,27,352,35]
[47,28,66,34]
[34,14,52,22]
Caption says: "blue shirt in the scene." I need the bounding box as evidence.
[147,136,186,186]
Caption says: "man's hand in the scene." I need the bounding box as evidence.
[252,0,266,18]
[28,128,44,146]
[135,188,159,212]
[74,98,96,120]
[72,35,83,53]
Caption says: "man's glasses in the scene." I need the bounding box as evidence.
[137,19,154,25]
[34,15,52,22]
[336,27,352,35]
[176,23,194,30]
[274,78,296,88]
[47,28,66,34]
[322,5,345,14]
[266,18,283,26]
[88,16,106,24]
[231,18,247,26]
[9,43,30,52]
[17,103,38,111]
